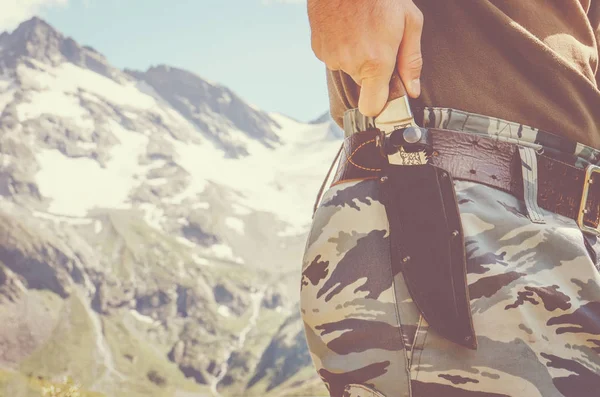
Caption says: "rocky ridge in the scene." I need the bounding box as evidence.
[0,17,340,397]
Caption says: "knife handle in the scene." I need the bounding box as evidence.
[388,71,408,102]
[374,70,416,132]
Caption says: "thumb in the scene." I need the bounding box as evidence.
[357,64,394,117]
[397,8,424,98]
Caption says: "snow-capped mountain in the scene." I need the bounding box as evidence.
[0,17,340,397]
[127,65,282,157]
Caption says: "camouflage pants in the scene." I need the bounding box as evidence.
[301,108,600,397]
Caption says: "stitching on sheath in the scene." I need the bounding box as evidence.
[330,176,379,187]
[343,138,382,172]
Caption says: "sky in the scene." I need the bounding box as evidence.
[0,0,329,122]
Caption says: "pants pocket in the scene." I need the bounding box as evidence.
[300,179,409,397]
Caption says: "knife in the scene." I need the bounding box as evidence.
[375,74,427,165]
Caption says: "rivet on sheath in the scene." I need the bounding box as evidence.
[451,230,459,238]
[441,172,448,178]
[380,176,388,183]
[403,127,422,144]
[402,256,411,263]
[464,336,472,342]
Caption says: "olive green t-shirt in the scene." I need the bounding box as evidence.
[327,0,600,148]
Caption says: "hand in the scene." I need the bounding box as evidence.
[308,0,423,117]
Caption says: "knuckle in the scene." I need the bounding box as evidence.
[337,50,356,73]
[403,54,423,73]
[323,52,342,71]
[408,7,424,26]
[359,55,387,78]
[311,38,322,59]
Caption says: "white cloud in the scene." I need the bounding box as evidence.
[0,0,69,31]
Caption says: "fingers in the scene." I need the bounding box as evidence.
[307,0,424,115]
[357,58,395,117]
[397,5,424,98]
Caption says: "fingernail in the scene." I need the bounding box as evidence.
[410,79,421,97]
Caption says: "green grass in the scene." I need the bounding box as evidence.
[0,370,105,397]
[12,293,211,397]
[19,293,103,388]
[101,313,210,397]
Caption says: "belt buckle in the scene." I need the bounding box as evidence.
[577,164,600,235]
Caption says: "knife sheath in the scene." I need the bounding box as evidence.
[380,163,477,349]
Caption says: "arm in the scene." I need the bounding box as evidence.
[308,0,424,117]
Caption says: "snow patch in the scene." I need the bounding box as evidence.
[35,121,149,216]
[277,224,308,237]
[225,217,245,234]
[192,254,211,267]
[166,114,338,231]
[161,183,208,205]
[19,58,341,244]
[32,210,93,225]
[210,243,244,264]
[18,62,157,110]
[139,203,166,232]
[176,236,197,248]
[217,305,231,318]
[130,310,159,325]
[76,141,97,150]
[0,82,14,113]
[146,177,167,186]
[17,90,93,129]
[146,159,167,170]
[217,92,232,105]
[94,220,103,234]
[122,111,139,120]
[231,203,251,216]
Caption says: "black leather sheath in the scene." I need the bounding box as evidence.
[380,162,477,350]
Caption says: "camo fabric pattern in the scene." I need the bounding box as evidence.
[302,111,600,397]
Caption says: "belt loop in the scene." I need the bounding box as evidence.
[518,146,546,224]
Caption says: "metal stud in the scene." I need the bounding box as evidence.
[451,230,459,238]
[403,126,422,144]
[380,176,388,183]
[402,256,411,264]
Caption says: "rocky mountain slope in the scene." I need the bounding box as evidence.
[0,17,341,397]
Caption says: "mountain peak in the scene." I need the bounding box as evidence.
[130,64,281,156]
[0,16,64,66]
[12,16,58,37]
[309,112,331,124]
[143,64,218,87]
[0,16,117,80]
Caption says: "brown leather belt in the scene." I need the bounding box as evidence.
[331,128,600,231]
